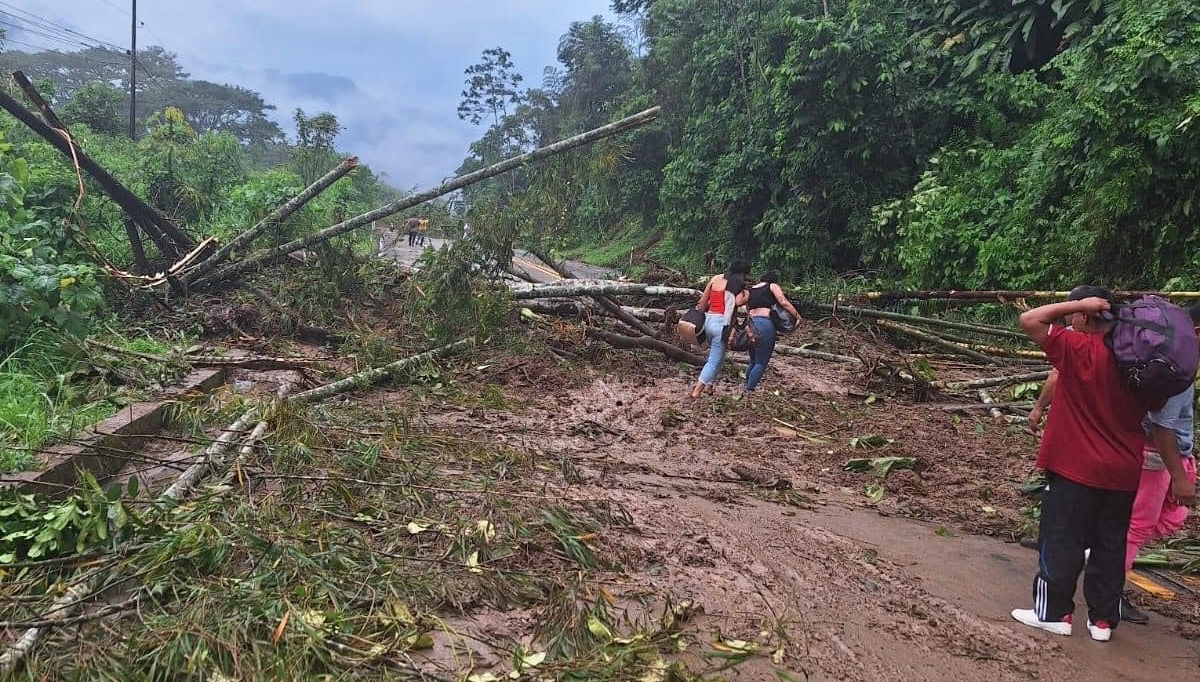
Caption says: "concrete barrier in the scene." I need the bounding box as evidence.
[4,368,227,496]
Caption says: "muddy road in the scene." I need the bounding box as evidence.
[384,322,1200,680]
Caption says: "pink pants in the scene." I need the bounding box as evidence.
[1124,453,1197,572]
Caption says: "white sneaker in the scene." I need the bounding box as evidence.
[1087,619,1112,642]
[1011,608,1073,635]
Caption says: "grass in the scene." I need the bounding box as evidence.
[3,344,751,681]
[0,326,194,474]
[561,228,648,268]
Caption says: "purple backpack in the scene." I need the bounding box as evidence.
[1105,295,1199,402]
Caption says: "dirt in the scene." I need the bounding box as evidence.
[384,320,1200,679]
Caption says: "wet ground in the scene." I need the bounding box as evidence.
[380,318,1200,679]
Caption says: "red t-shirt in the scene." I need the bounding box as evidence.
[1036,325,1147,491]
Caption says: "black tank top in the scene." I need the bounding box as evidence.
[747,283,775,310]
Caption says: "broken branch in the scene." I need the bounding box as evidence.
[196,107,661,288]
[181,157,360,287]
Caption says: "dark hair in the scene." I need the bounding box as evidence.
[726,259,750,276]
[1066,285,1114,304]
[725,272,746,296]
[758,270,780,284]
[1188,302,1200,325]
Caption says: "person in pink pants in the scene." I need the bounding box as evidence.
[1120,302,1200,624]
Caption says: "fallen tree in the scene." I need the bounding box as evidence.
[180,157,360,287]
[6,72,194,257]
[846,289,1200,302]
[510,280,699,300]
[193,107,662,290]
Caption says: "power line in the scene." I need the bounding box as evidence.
[0,36,127,70]
[0,17,100,51]
[0,1,126,52]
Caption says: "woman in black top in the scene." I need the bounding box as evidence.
[743,271,802,392]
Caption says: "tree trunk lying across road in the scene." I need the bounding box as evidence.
[510,280,700,300]
[584,327,707,366]
[522,299,667,322]
[932,370,1051,390]
[807,302,1026,340]
[874,319,1007,366]
[846,289,1200,302]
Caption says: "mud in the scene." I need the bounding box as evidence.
[395,325,1200,679]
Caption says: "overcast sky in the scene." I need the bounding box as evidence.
[2,0,617,189]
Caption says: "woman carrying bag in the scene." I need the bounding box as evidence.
[743,270,802,393]
[690,260,749,398]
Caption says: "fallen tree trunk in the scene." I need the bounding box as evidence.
[8,72,193,253]
[290,338,475,403]
[584,327,706,366]
[83,339,317,370]
[182,157,360,287]
[808,302,1026,341]
[525,247,660,338]
[773,344,863,365]
[875,319,1006,366]
[523,299,666,322]
[848,289,1200,302]
[510,280,700,300]
[933,370,1051,390]
[196,107,661,289]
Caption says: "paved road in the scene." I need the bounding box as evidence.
[374,227,616,284]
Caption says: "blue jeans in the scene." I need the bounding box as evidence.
[745,316,777,391]
[698,313,727,385]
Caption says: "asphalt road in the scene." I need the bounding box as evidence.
[374,227,616,283]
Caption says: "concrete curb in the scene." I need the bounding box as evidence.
[4,368,227,496]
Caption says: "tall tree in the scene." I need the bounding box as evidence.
[457,47,524,126]
[60,82,125,135]
[292,109,342,184]
[556,16,633,129]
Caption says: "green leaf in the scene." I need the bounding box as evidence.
[586,615,613,640]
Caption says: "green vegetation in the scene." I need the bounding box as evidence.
[0,46,420,472]
[459,0,1200,291]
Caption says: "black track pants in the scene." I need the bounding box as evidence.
[1032,472,1135,626]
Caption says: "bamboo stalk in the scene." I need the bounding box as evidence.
[773,344,862,365]
[509,280,700,300]
[961,343,1046,359]
[584,327,706,366]
[933,370,1051,390]
[195,107,660,288]
[181,157,359,286]
[874,319,1006,366]
[808,302,1026,340]
[849,289,1200,302]
[522,299,666,322]
[977,389,1004,420]
[525,246,660,338]
[289,338,475,403]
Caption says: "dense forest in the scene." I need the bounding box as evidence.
[456,0,1200,290]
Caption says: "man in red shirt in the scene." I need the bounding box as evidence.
[1011,286,1148,642]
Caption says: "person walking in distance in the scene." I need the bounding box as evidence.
[417,216,429,247]
[405,216,419,247]
[1011,286,1154,642]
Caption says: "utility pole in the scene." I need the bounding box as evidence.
[128,0,137,140]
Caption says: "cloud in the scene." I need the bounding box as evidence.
[5,0,619,190]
